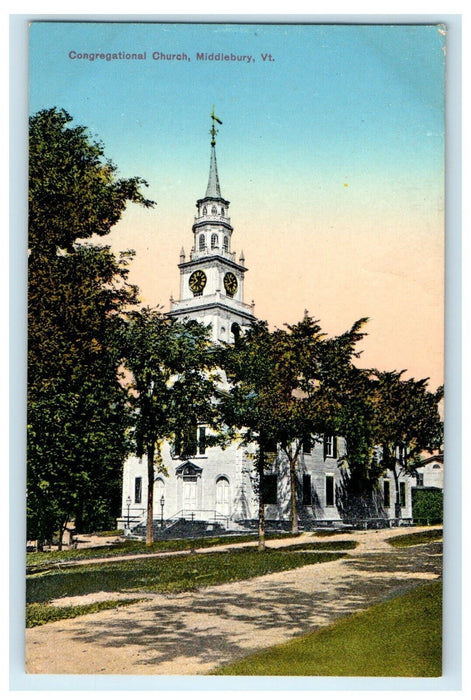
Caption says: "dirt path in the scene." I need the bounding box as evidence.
[25,528,442,675]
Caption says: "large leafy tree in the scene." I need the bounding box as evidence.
[219,321,281,549]
[271,316,369,533]
[369,370,444,518]
[120,309,220,546]
[29,108,152,256]
[220,316,370,538]
[28,108,154,547]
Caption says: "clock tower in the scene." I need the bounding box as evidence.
[168,111,255,342]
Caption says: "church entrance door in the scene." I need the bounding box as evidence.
[183,477,197,514]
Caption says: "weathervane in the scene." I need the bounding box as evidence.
[210,106,223,146]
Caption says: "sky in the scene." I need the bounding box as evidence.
[29,21,446,389]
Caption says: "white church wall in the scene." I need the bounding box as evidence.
[120,433,415,530]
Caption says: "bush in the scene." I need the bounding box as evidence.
[412,488,443,525]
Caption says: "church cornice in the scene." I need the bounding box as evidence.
[178,255,248,273]
[168,300,255,322]
[197,195,230,207]
[192,219,233,234]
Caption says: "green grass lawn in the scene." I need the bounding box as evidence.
[26,531,301,570]
[279,540,358,552]
[26,598,143,628]
[386,528,443,548]
[27,548,347,605]
[213,579,442,677]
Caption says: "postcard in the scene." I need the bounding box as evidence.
[25,20,447,683]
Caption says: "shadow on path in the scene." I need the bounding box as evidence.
[43,541,442,673]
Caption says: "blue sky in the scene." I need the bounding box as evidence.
[29,22,445,199]
[29,22,446,387]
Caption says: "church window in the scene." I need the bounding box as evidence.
[202,206,207,215]
[263,474,278,504]
[211,233,218,248]
[221,207,225,216]
[416,472,424,487]
[324,435,337,459]
[198,426,206,455]
[223,236,229,252]
[231,322,241,343]
[199,234,205,251]
[396,444,407,463]
[134,477,142,504]
[302,474,312,505]
[303,436,312,454]
[216,476,230,516]
[326,475,335,507]
[154,477,165,504]
[383,479,390,507]
[211,205,217,214]
[400,482,406,507]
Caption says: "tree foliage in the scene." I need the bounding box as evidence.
[29,108,153,255]
[368,370,443,517]
[219,315,443,533]
[219,316,369,539]
[119,308,221,545]
[27,108,154,546]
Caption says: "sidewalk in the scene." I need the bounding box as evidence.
[25,528,442,675]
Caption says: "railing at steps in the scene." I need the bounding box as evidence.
[160,509,231,531]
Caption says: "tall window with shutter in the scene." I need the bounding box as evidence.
[302,474,312,505]
[323,435,337,459]
[134,477,142,504]
[326,475,335,507]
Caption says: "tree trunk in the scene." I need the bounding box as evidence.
[282,442,301,535]
[146,442,155,546]
[57,522,65,551]
[75,492,84,534]
[392,466,401,520]
[289,455,299,535]
[257,442,266,551]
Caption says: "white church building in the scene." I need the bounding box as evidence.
[120,120,414,534]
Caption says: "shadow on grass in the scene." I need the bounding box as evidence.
[45,541,442,672]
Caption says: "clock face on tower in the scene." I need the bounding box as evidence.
[224,272,238,297]
[189,269,207,295]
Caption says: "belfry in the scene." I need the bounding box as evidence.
[168,110,255,342]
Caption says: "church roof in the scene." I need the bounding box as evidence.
[205,145,222,199]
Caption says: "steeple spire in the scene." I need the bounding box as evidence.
[205,146,222,198]
[205,108,223,198]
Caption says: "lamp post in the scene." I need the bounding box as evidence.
[160,494,165,527]
[126,496,131,530]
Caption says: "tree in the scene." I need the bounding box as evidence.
[260,316,325,535]
[369,371,443,518]
[219,316,370,540]
[27,108,154,547]
[120,309,220,546]
[29,108,153,256]
[219,321,280,549]
[27,245,139,546]
[315,320,385,519]
[273,316,369,533]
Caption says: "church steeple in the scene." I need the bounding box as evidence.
[205,146,222,199]
[168,111,255,344]
[192,110,233,262]
[205,108,223,198]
